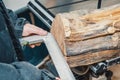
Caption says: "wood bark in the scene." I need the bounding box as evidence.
[51,4,120,67]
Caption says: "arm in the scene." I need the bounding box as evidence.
[7,9,47,38]
[8,9,47,48]
[0,62,42,80]
[7,9,28,38]
[0,61,60,80]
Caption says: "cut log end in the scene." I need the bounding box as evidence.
[51,14,67,56]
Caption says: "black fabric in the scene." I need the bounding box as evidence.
[1,2,25,61]
[0,11,16,63]
[0,7,27,63]
[8,9,28,38]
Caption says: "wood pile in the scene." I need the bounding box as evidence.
[51,4,120,67]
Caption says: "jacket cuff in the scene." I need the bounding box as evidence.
[14,18,29,38]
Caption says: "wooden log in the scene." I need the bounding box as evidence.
[67,50,120,67]
[51,14,120,56]
[51,4,120,67]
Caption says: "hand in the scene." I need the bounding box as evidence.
[22,23,47,36]
[22,23,48,48]
[56,77,61,80]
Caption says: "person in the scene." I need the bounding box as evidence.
[0,0,60,80]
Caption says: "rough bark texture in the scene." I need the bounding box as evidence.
[67,50,120,67]
[51,4,120,67]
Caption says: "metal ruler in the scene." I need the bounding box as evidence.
[20,33,76,80]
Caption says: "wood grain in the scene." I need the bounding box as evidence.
[51,4,120,67]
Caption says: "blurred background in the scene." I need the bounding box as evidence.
[3,0,120,14]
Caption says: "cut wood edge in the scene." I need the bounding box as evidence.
[66,50,120,67]
[51,14,67,56]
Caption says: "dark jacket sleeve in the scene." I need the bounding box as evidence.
[7,9,29,38]
[0,62,41,80]
[0,62,56,80]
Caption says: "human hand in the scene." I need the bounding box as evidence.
[56,77,61,80]
[22,23,47,36]
[22,23,48,48]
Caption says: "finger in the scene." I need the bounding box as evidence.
[29,44,35,48]
[56,77,61,80]
[35,43,41,46]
